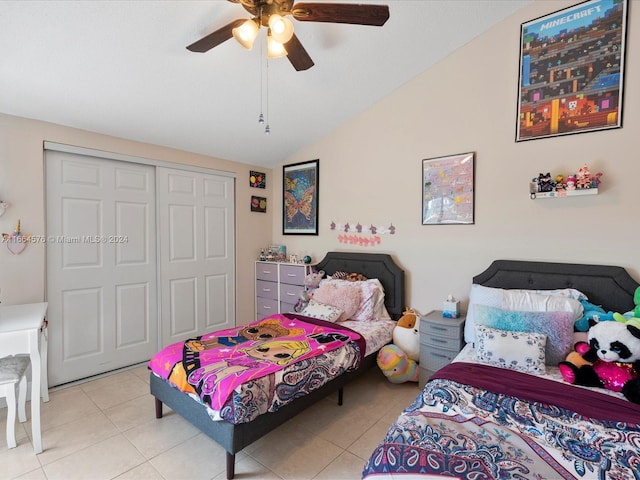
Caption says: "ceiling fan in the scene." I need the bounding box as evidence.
[187,0,390,71]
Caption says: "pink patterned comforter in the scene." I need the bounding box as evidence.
[149,314,364,411]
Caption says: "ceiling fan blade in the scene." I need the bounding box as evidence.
[291,3,389,26]
[186,19,246,53]
[285,34,314,71]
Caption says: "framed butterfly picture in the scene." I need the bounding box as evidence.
[283,159,319,235]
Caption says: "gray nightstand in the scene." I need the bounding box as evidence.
[419,310,466,387]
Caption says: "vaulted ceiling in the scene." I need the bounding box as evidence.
[0,0,531,167]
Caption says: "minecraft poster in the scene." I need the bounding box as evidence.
[516,0,628,141]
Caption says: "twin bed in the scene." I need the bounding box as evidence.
[149,252,405,479]
[150,255,640,480]
[363,259,640,479]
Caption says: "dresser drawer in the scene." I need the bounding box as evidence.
[420,346,458,372]
[280,282,302,304]
[280,301,297,314]
[256,280,278,300]
[421,320,462,339]
[256,297,278,318]
[256,263,278,282]
[421,333,462,351]
[279,264,307,285]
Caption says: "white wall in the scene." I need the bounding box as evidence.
[0,113,273,325]
[272,0,640,315]
[2,0,638,323]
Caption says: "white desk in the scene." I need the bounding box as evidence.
[0,302,48,453]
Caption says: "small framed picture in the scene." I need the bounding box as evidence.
[251,196,267,213]
[250,171,266,188]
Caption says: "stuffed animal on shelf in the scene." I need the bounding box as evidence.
[293,270,325,312]
[558,320,640,404]
[376,344,418,383]
[575,164,593,189]
[393,308,420,361]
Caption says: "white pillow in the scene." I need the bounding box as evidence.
[502,290,583,319]
[465,284,502,343]
[300,299,343,322]
[475,324,547,375]
[465,285,585,344]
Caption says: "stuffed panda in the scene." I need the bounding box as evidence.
[559,320,640,404]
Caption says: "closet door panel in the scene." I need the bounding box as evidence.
[159,168,235,346]
[46,151,157,386]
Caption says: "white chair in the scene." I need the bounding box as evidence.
[0,355,30,449]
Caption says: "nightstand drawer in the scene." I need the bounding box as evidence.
[256,264,278,282]
[280,282,302,304]
[279,264,306,285]
[256,297,278,318]
[421,333,461,351]
[421,321,462,339]
[421,346,458,372]
[256,280,278,300]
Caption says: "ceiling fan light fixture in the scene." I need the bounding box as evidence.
[232,18,260,50]
[267,34,288,58]
[268,14,294,43]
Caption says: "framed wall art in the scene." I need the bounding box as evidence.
[283,159,319,235]
[422,152,474,225]
[251,195,267,213]
[516,0,628,141]
[250,171,266,188]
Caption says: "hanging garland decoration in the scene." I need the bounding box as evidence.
[329,221,396,247]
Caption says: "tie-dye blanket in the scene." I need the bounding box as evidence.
[149,314,363,411]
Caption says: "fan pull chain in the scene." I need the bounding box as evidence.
[264,53,271,135]
[258,34,265,126]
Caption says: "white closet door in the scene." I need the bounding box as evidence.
[158,167,235,346]
[46,151,157,386]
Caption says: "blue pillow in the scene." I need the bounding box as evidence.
[474,305,574,365]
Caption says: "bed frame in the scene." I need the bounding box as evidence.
[150,252,405,479]
[474,259,639,313]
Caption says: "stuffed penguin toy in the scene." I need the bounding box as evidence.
[559,320,640,404]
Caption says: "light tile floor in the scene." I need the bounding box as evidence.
[1,365,420,480]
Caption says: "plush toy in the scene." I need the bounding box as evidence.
[574,299,616,332]
[608,287,640,329]
[377,344,418,383]
[575,164,593,189]
[293,270,325,312]
[392,308,420,361]
[558,320,640,404]
[537,172,554,192]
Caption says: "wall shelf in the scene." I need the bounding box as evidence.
[531,188,598,199]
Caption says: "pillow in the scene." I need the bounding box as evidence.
[320,278,388,321]
[502,290,583,318]
[465,284,503,343]
[465,284,585,344]
[312,283,360,321]
[300,299,343,322]
[474,304,574,365]
[475,324,547,375]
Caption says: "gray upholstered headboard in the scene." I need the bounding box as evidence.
[315,252,405,320]
[473,260,639,313]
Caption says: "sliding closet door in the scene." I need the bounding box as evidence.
[46,151,157,386]
[157,167,235,346]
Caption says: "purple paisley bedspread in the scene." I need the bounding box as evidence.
[363,362,640,479]
[149,313,364,412]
